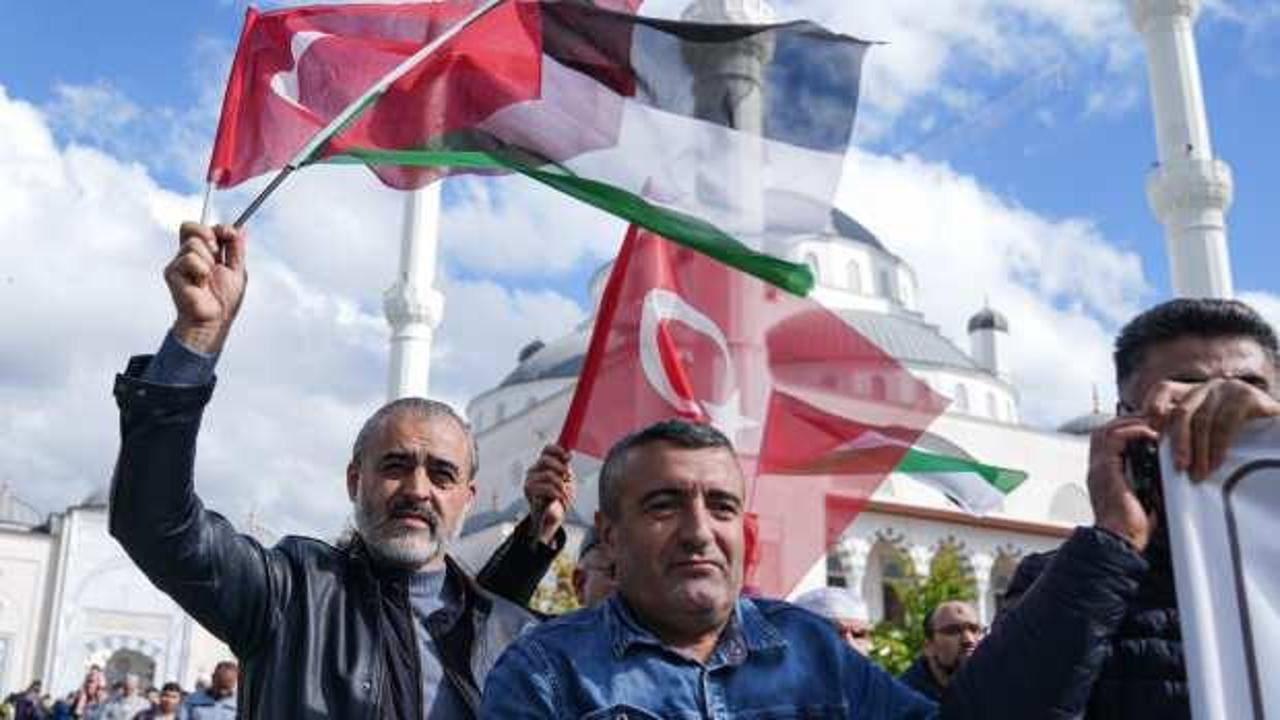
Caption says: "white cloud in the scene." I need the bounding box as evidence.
[836,149,1150,426]
[1239,291,1280,334]
[0,85,586,537]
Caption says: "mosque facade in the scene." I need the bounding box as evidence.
[0,488,245,696]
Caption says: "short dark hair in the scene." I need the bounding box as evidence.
[598,419,736,518]
[160,682,183,694]
[351,397,479,480]
[922,604,939,638]
[1114,298,1278,388]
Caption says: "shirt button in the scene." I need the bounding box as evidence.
[361,680,372,692]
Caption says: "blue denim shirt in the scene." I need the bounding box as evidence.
[480,594,936,719]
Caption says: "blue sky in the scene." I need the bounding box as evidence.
[1,0,1277,531]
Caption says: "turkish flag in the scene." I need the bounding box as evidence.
[208,0,646,190]
[208,2,543,189]
[562,227,947,595]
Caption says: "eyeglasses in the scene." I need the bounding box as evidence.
[933,622,985,637]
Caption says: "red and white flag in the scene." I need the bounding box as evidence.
[561,226,949,595]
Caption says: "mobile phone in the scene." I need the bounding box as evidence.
[1122,439,1163,515]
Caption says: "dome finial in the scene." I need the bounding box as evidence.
[1091,383,1101,414]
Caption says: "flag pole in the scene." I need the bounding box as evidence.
[229,0,510,229]
[199,181,215,225]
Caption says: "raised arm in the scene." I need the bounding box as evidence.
[110,222,282,657]
[476,444,575,605]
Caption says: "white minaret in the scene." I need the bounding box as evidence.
[681,0,774,239]
[967,305,1010,381]
[1131,0,1234,298]
[680,0,774,451]
[384,185,446,400]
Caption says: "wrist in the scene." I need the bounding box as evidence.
[172,319,225,356]
[1094,516,1149,553]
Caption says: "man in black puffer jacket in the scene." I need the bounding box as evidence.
[942,298,1280,719]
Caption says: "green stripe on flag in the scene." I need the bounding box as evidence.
[325,146,816,296]
[895,448,1028,494]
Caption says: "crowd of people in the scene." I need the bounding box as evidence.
[97,221,1280,717]
[1,662,236,720]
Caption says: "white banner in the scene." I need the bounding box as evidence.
[1164,417,1280,720]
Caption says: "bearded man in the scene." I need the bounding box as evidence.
[110,223,570,719]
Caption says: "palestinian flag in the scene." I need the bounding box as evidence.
[760,390,1027,515]
[208,0,871,295]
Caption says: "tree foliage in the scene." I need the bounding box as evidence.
[530,553,581,615]
[867,544,977,675]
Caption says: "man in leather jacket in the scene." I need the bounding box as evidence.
[942,298,1280,719]
[110,222,572,719]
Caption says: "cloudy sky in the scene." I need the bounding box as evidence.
[1,0,1277,538]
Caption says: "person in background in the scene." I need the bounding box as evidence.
[793,586,874,656]
[571,527,617,608]
[65,667,105,719]
[138,683,182,720]
[899,601,983,701]
[99,676,149,720]
[180,663,236,720]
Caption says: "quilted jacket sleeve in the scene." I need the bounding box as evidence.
[940,526,1148,719]
[109,356,285,659]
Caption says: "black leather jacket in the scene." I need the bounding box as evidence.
[109,357,557,719]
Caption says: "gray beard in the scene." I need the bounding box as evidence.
[352,498,466,570]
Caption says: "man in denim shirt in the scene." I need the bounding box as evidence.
[480,420,936,719]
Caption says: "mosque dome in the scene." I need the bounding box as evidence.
[967,307,1009,333]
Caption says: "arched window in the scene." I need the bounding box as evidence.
[986,392,999,420]
[472,411,484,431]
[105,648,156,689]
[826,550,849,588]
[863,539,913,623]
[880,269,895,300]
[954,384,970,412]
[847,260,862,293]
[805,253,821,284]
[496,402,506,423]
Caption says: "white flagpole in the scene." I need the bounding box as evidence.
[199,181,214,225]
[230,0,509,228]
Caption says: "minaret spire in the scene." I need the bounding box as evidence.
[385,186,446,400]
[1131,0,1234,298]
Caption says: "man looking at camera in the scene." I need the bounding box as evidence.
[110,223,572,719]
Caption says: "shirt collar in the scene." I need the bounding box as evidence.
[606,594,787,665]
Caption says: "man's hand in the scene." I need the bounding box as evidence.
[1142,378,1280,481]
[1088,417,1159,552]
[164,222,247,355]
[525,444,575,545]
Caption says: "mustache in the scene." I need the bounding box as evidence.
[384,499,441,532]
